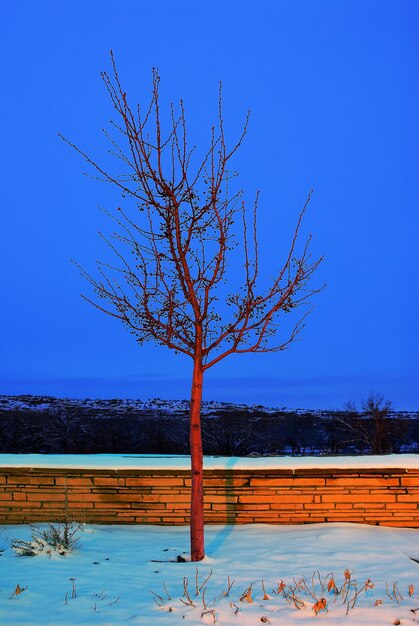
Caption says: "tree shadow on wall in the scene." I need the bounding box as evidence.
[205,457,239,556]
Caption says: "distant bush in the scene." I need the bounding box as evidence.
[11,522,82,557]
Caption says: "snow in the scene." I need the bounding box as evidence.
[0,522,418,625]
[0,395,278,415]
[0,453,418,471]
[1,453,418,622]
[2,394,418,419]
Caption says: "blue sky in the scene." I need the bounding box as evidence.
[0,0,418,409]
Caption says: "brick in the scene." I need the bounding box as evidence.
[241,489,279,496]
[382,521,419,527]
[131,503,166,510]
[250,478,295,487]
[0,492,14,500]
[41,501,66,509]
[211,503,246,511]
[321,487,373,494]
[153,488,186,495]
[67,494,95,502]
[89,493,120,501]
[353,502,386,509]
[54,477,69,486]
[400,477,419,487]
[269,502,305,510]
[162,495,191,503]
[93,477,122,486]
[307,502,336,510]
[190,477,249,487]
[369,488,406,495]
[396,494,419,502]
[261,478,327,487]
[68,501,94,509]
[8,500,42,508]
[204,495,238,504]
[118,494,161,502]
[66,478,93,486]
[392,502,418,509]
[334,477,400,487]
[132,516,162,523]
[321,494,396,503]
[204,488,239,496]
[238,517,276,524]
[27,493,66,501]
[125,478,185,486]
[93,501,131,509]
[7,476,55,485]
[239,495,313,504]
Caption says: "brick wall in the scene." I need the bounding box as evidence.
[0,466,418,527]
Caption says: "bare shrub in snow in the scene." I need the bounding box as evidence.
[149,568,417,622]
[11,522,82,557]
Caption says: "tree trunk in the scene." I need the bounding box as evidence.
[189,356,205,561]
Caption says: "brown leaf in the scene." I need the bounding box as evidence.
[312,597,327,615]
[10,584,27,600]
[276,580,286,594]
[409,584,414,597]
[241,591,252,603]
[240,585,253,603]
[374,599,382,606]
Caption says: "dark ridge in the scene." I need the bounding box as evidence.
[0,395,418,456]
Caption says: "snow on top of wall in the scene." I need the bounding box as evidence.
[0,453,418,471]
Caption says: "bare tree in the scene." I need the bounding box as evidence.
[61,54,323,561]
[339,393,396,454]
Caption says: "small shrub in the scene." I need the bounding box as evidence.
[11,522,82,556]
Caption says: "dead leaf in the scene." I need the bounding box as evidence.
[10,584,27,599]
[240,585,253,603]
[276,580,286,593]
[312,597,327,615]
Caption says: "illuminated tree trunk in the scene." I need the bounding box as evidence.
[189,342,205,561]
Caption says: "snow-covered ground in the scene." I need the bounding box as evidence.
[1,453,418,470]
[0,395,278,415]
[2,394,418,419]
[0,522,418,625]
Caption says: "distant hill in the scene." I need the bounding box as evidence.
[0,395,418,456]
